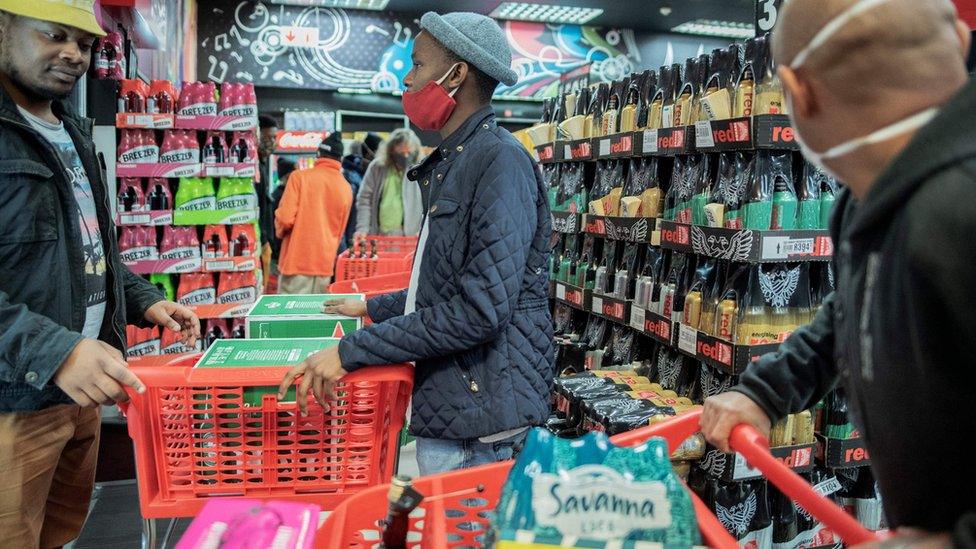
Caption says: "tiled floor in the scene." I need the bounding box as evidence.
[69,442,420,548]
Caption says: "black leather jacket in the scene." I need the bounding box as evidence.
[0,86,161,412]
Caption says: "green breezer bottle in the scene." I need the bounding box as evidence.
[216,177,258,212]
[175,177,217,212]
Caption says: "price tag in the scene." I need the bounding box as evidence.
[762,237,816,260]
[814,476,843,497]
[120,213,151,225]
[642,129,658,154]
[678,324,698,354]
[556,284,567,301]
[206,165,235,177]
[695,121,715,148]
[732,453,761,480]
[630,306,646,331]
[599,138,611,157]
[133,115,153,127]
[564,144,572,159]
[205,260,235,272]
[591,295,604,315]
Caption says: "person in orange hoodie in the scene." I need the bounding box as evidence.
[275,131,353,294]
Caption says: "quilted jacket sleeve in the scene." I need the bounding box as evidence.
[366,290,407,324]
[338,143,535,371]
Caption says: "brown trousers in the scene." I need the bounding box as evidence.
[0,405,99,548]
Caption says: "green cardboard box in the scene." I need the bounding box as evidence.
[195,337,339,406]
[245,294,364,339]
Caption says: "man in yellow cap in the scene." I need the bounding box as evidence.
[0,3,201,546]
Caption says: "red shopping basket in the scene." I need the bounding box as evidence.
[122,354,413,519]
[335,250,415,282]
[319,409,886,548]
[358,235,419,254]
[329,271,411,300]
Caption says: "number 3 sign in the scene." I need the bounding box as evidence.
[756,0,783,34]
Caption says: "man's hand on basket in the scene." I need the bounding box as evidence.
[278,346,348,417]
[321,298,368,318]
[701,392,771,453]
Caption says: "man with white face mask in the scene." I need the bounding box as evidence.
[702,0,976,544]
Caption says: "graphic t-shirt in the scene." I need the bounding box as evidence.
[19,107,107,338]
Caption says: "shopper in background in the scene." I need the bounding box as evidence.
[258,114,277,258]
[0,4,200,546]
[279,11,553,475]
[339,142,366,253]
[270,157,296,262]
[275,132,353,294]
[353,128,423,240]
[361,132,381,166]
[701,0,976,544]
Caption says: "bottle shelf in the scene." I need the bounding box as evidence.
[551,211,583,234]
[172,208,258,226]
[817,435,871,469]
[584,215,657,243]
[117,210,173,226]
[699,443,817,481]
[658,221,833,263]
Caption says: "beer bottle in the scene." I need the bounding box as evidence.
[648,65,672,130]
[755,34,786,115]
[733,38,758,118]
[673,57,698,127]
[723,152,755,229]
[379,475,424,549]
[769,152,797,230]
[636,69,659,130]
[602,79,624,136]
[692,154,717,226]
[797,160,824,230]
[661,63,682,129]
[619,72,642,132]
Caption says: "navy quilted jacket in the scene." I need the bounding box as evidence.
[338,107,555,440]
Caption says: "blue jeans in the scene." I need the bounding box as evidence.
[415,431,528,476]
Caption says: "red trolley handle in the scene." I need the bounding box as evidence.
[729,423,886,546]
[610,409,886,546]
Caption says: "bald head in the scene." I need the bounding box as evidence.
[773,0,967,106]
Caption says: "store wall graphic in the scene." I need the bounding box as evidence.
[195,1,643,99]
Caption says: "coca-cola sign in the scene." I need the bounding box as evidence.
[275,131,327,152]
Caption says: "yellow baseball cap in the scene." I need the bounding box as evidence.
[0,0,106,37]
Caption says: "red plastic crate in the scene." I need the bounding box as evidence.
[328,271,411,300]
[356,235,418,254]
[123,354,413,518]
[319,410,884,548]
[334,250,414,282]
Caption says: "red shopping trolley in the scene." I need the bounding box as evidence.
[122,354,413,520]
[329,271,412,300]
[319,409,887,548]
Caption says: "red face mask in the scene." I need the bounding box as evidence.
[402,64,460,131]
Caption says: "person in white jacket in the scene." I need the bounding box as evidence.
[353,128,423,239]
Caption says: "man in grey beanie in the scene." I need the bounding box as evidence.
[279,12,555,474]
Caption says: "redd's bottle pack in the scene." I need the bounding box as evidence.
[149,80,178,114]
[125,325,161,357]
[178,81,218,117]
[117,178,145,213]
[119,227,157,263]
[202,225,229,258]
[146,178,173,211]
[159,130,200,163]
[160,226,201,261]
[217,271,258,304]
[177,273,216,306]
[95,32,125,80]
[118,129,159,164]
[229,224,256,257]
[218,82,258,117]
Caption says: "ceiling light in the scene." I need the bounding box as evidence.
[671,19,754,39]
[489,3,603,25]
[265,0,389,9]
[660,5,673,16]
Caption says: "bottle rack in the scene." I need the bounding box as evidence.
[114,82,263,334]
[536,114,797,165]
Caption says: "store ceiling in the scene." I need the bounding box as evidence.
[387,0,755,33]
